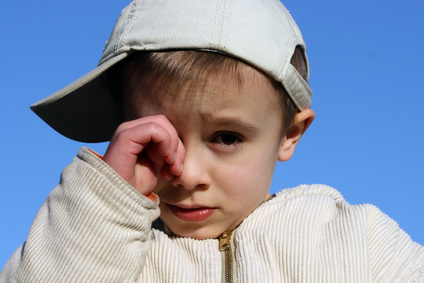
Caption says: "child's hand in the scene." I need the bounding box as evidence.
[103,115,185,196]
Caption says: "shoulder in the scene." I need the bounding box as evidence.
[245,184,351,226]
[250,184,411,234]
[269,185,417,237]
[241,184,424,282]
[272,184,345,207]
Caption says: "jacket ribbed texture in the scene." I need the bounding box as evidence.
[1,147,423,282]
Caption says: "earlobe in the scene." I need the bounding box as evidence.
[278,109,315,162]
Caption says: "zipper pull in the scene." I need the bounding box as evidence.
[219,231,232,251]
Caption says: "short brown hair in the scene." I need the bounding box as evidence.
[109,46,308,134]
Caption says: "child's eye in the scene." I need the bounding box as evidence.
[211,132,243,146]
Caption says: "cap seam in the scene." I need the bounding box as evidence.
[222,0,231,51]
[210,0,220,50]
[116,0,139,55]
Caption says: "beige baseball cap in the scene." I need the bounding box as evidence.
[31,0,312,142]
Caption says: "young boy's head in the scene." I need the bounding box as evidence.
[114,49,314,239]
[31,0,314,239]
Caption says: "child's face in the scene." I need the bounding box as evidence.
[126,67,287,239]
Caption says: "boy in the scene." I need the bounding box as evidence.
[1,0,423,282]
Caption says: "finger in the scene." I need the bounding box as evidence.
[149,115,180,164]
[114,124,170,162]
[119,115,180,163]
[147,136,185,178]
[104,121,172,175]
[168,139,185,176]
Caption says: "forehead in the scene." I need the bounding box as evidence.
[123,54,282,119]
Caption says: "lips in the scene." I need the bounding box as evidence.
[169,204,216,222]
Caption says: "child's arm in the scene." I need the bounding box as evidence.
[1,115,185,282]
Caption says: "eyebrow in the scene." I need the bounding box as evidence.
[202,115,260,134]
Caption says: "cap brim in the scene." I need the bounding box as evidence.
[30,53,129,143]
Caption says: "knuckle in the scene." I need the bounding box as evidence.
[154,114,169,125]
[114,128,132,141]
[115,122,127,133]
[155,114,167,120]
[145,121,160,134]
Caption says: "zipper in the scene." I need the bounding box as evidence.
[217,196,273,282]
[219,230,235,283]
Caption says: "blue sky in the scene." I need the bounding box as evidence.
[1,1,423,268]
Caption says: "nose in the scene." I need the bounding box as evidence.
[171,144,211,191]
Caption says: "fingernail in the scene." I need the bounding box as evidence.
[179,163,183,173]
[173,153,177,162]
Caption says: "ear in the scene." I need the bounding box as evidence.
[278,109,315,162]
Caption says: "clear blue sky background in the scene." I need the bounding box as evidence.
[1,0,423,268]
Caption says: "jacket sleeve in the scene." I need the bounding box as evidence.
[0,147,160,282]
[366,205,424,282]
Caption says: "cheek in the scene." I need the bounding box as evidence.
[214,153,277,198]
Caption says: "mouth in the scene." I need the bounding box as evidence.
[168,204,217,222]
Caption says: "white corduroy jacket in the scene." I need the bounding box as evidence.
[1,147,423,282]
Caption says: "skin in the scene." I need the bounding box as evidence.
[103,65,315,240]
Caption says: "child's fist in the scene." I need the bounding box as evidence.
[103,115,185,196]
